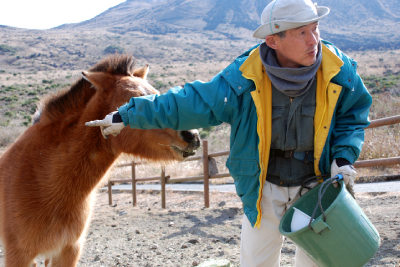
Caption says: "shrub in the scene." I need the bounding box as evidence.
[104,45,124,54]
[5,86,18,92]
[22,97,39,107]
[0,44,16,53]
[4,111,15,117]
[1,95,18,102]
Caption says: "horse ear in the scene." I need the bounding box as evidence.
[82,71,109,90]
[133,64,149,80]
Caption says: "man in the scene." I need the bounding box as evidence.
[86,0,372,266]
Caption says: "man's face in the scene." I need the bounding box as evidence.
[268,22,320,68]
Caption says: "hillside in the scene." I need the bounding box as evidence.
[54,0,400,50]
[0,0,400,179]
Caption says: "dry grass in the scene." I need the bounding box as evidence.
[348,49,400,77]
[1,29,400,182]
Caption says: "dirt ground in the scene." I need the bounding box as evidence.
[0,190,399,267]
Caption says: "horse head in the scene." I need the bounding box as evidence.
[81,55,200,162]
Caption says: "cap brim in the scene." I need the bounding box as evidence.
[252,6,330,39]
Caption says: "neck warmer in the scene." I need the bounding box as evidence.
[259,41,322,97]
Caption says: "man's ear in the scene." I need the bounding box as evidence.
[265,35,278,49]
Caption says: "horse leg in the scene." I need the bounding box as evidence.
[5,249,36,267]
[49,242,83,267]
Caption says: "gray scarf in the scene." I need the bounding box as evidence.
[259,41,322,97]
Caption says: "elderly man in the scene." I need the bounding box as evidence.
[86,0,372,265]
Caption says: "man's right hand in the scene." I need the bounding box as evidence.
[85,111,125,139]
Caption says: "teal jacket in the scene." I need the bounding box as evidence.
[119,40,372,228]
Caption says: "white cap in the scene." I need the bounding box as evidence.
[253,0,330,39]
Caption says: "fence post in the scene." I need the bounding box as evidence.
[131,161,137,207]
[203,140,210,208]
[161,166,166,209]
[108,180,113,206]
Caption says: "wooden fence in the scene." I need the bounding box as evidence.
[107,115,400,208]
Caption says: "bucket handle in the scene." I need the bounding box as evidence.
[308,174,343,233]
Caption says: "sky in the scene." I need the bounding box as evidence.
[0,0,126,30]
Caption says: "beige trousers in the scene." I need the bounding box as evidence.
[240,181,319,267]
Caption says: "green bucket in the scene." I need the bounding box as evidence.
[279,178,380,267]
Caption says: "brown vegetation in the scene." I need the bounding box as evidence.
[0,29,399,182]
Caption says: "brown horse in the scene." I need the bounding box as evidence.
[0,55,200,267]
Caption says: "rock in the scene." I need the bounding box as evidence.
[94,255,100,261]
[168,222,175,227]
[188,239,200,244]
[150,244,158,250]
[181,244,188,249]
[135,230,141,234]
[198,259,232,267]
[111,224,117,228]
[119,211,127,216]
[209,157,219,175]
[218,201,226,207]
[192,260,200,266]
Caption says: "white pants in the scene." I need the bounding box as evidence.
[240,181,318,267]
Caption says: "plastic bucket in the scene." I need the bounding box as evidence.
[279,179,380,267]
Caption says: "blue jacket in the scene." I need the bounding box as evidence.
[119,40,372,228]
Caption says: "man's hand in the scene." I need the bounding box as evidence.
[85,111,125,139]
[331,158,356,198]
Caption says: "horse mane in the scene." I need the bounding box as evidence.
[34,54,137,124]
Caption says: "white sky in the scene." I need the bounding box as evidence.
[0,0,126,30]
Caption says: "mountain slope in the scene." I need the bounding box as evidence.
[1,0,399,51]
[53,0,400,50]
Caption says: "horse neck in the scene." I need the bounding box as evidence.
[41,88,121,202]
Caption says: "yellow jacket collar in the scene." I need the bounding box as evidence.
[240,42,344,84]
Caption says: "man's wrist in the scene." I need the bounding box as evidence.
[336,158,351,167]
[112,112,123,123]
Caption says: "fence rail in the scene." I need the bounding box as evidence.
[108,115,400,208]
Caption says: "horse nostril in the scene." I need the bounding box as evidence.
[180,130,195,143]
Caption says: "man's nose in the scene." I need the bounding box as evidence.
[307,31,319,46]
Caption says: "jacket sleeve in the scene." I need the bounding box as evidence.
[330,73,372,164]
[118,73,241,131]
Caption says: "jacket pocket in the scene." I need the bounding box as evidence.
[271,106,284,148]
[226,159,260,198]
[226,159,260,177]
[272,106,283,120]
[297,104,316,150]
[301,104,316,117]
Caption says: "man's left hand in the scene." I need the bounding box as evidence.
[331,158,356,198]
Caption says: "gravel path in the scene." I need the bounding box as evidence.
[0,190,399,266]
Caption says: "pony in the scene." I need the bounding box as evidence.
[0,54,200,266]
